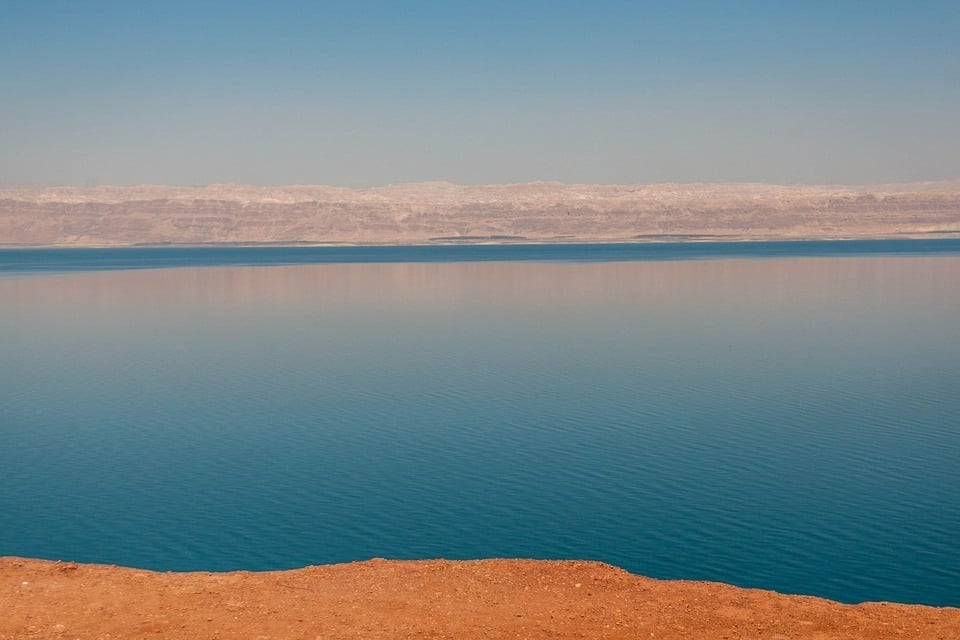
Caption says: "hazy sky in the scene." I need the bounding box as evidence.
[2,1,958,186]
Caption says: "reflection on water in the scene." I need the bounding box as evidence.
[1,256,959,606]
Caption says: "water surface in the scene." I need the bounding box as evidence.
[3,238,960,273]
[1,245,958,606]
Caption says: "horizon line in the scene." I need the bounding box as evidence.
[4,178,960,191]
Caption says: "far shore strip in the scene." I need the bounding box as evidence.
[2,180,958,247]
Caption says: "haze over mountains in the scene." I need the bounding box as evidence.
[2,181,958,247]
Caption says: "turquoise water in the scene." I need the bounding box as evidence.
[1,241,959,606]
[3,239,960,273]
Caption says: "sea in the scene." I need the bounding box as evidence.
[1,240,958,606]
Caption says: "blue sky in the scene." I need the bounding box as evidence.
[2,1,958,186]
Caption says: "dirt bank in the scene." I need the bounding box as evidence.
[2,557,958,639]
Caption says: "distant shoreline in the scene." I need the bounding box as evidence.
[2,230,959,250]
[3,181,958,248]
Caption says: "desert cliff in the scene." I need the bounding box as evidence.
[2,181,958,246]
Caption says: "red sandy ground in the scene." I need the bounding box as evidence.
[2,557,958,639]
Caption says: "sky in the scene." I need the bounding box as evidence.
[2,0,959,187]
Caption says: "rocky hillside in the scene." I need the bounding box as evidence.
[1,181,959,246]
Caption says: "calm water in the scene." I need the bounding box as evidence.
[1,242,959,606]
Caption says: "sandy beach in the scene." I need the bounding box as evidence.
[2,557,958,639]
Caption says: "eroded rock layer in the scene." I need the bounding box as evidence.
[2,181,959,246]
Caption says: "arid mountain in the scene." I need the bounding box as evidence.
[1,181,959,246]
